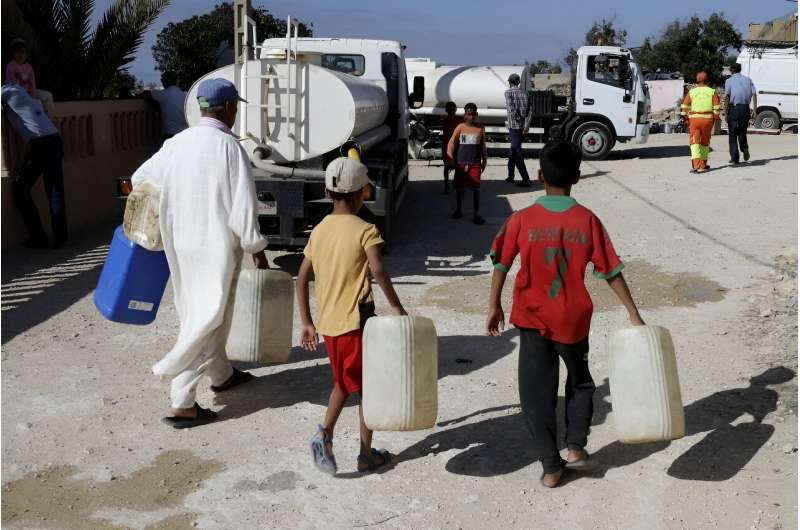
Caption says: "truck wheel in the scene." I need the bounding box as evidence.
[755,110,780,130]
[571,121,614,160]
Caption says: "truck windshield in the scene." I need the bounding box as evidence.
[587,55,624,88]
[322,54,366,76]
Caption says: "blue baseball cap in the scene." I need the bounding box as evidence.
[196,78,247,109]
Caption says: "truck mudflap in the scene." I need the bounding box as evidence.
[635,123,650,144]
[254,179,308,245]
[253,160,408,248]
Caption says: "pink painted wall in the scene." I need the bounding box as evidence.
[645,79,686,113]
[1,100,159,248]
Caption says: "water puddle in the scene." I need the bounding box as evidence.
[1,450,222,530]
[423,259,727,314]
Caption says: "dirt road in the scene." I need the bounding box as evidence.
[2,133,797,529]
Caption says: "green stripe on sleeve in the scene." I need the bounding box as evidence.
[593,262,625,280]
[494,263,510,273]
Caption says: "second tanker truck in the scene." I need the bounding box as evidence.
[405,46,651,160]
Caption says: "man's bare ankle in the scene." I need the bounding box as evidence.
[170,404,197,418]
[567,448,589,462]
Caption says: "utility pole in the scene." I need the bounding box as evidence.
[234,0,253,64]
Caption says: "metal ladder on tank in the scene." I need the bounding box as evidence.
[237,14,301,160]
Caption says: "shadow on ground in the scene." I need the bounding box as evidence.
[666,366,794,481]
[330,366,794,482]
[1,223,117,343]
[609,144,689,160]
[214,332,521,420]
[271,170,604,282]
[722,154,798,168]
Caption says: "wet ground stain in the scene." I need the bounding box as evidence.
[235,470,300,494]
[1,450,223,530]
[423,259,727,314]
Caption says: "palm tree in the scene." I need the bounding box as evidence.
[3,0,169,100]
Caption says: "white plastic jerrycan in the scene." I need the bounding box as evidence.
[224,269,294,363]
[123,181,162,251]
[608,325,685,443]
[362,316,438,431]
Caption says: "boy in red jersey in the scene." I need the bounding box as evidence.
[486,139,645,488]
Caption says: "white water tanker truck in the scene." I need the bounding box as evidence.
[185,2,422,246]
[405,46,651,160]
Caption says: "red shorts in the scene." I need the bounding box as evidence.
[454,164,481,189]
[323,330,363,395]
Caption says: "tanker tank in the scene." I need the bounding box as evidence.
[186,60,389,164]
[405,61,527,122]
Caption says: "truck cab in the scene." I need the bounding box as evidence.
[570,46,650,159]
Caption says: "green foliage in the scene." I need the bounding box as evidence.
[634,13,742,84]
[3,0,169,100]
[585,18,628,47]
[563,48,578,68]
[529,60,562,75]
[564,18,628,68]
[152,3,313,90]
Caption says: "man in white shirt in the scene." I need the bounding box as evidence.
[144,71,188,140]
[131,78,269,428]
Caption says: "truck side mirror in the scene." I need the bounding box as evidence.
[410,76,425,109]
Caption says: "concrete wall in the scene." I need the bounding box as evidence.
[1,100,159,248]
[646,79,685,113]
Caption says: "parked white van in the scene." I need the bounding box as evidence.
[736,47,798,129]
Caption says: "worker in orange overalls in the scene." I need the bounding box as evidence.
[680,71,721,173]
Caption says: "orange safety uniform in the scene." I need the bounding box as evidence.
[680,83,721,171]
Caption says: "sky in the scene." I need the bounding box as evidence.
[94,0,797,85]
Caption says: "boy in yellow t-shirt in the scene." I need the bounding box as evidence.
[297,157,406,475]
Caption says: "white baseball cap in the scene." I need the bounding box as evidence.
[325,157,372,193]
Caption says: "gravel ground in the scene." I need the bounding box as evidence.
[2,133,797,529]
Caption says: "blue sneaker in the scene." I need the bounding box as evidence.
[309,425,337,475]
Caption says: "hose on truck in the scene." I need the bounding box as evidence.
[250,125,391,178]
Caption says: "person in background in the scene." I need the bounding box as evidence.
[143,71,188,141]
[6,38,36,97]
[504,73,532,186]
[441,101,462,195]
[1,83,66,248]
[679,72,720,173]
[131,78,268,428]
[447,102,487,225]
[724,63,757,164]
[297,157,406,475]
[487,140,645,488]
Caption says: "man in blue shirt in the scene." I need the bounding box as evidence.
[724,63,758,164]
[1,83,67,248]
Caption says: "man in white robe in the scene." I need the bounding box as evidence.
[131,78,269,428]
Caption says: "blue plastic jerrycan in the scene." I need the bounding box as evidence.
[94,225,170,325]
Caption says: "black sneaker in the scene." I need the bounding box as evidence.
[451,210,463,219]
[505,176,515,183]
[472,215,486,226]
[729,159,739,165]
[515,180,531,188]
[743,149,750,161]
